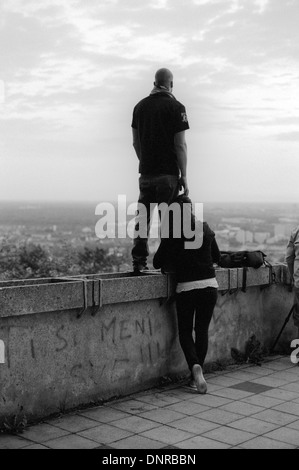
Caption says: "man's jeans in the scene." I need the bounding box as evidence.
[132,174,180,267]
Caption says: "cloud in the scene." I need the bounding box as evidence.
[253,0,270,14]
[0,79,4,103]
[1,0,299,203]
[275,132,299,141]
[150,0,169,9]
[2,0,297,134]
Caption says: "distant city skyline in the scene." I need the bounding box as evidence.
[0,199,295,268]
[1,0,299,203]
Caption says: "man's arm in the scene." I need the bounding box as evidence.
[174,131,189,195]
[132,128,141,160]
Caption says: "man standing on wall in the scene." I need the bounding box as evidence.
[131,68,190,274]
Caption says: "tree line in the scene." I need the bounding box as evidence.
[0,241,129,280]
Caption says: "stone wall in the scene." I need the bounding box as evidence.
[0,265,296,424]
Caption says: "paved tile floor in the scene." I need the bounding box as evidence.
[1,355,299,449]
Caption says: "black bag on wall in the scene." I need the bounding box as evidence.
[219,250,266,269]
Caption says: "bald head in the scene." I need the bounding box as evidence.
[154,68,173,90]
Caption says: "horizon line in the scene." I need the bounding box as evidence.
[0,199,298,206]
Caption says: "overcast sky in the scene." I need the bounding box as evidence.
[0,0,299,204]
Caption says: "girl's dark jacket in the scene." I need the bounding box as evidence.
[153,221,221,283]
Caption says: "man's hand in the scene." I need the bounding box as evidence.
[179,176,189,196]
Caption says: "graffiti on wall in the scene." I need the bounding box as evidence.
[0,311,179,387]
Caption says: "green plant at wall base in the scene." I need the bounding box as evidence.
[231,335,265,366]
[1,412,27,435]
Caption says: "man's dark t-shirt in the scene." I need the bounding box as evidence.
[131,92,189,176]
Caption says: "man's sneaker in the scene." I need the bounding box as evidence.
[132,264,149,276]
[192,364,207,394]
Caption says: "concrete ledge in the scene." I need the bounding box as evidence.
[215,264,283,291]
[0,263,296,425]
[0,279,94,318]
[0,264,285,318]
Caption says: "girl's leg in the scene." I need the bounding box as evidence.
[176,291,197,372]
[194,288,218,367]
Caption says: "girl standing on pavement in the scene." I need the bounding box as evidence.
[153,195,220,393]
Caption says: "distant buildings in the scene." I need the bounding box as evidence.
[0,202,297,271]
[212,213,297,263]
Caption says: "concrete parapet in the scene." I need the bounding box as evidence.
[0,264,285,317]
[0,264,296,424]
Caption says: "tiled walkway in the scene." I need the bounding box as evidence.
[1,355,299,449]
